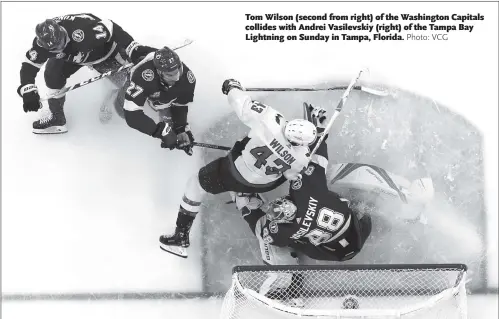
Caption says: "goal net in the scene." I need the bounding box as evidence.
[219,264,467,319]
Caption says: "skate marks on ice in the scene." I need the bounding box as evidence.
[198,85,486,293]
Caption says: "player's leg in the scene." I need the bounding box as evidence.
[159,156,227,257]
[34,59,82,134]
[92,49,130,121]
[254,225,304,305]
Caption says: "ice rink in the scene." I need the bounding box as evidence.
[2,2,498,318]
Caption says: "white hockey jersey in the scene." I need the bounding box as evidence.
[227,89,310,185]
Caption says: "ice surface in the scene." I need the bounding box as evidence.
[1,1,497,319]
[200,89,486,293]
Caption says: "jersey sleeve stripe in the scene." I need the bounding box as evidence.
[23,58,43,68]
[123,103,144,112]
[99,19,114,38]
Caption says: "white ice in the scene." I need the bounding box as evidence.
[1,2,497,318]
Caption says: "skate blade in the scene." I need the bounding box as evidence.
[32,126,68,134]
[159,244,188,258]
[99,89,120,124]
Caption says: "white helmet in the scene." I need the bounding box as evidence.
[266,197,297,222]
[284,119,317,146]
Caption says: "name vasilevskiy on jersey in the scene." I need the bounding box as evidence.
[269,139,296,165]
[290,197,318,240]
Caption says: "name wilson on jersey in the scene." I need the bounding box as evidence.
[290,197,318,239]
[269,139,296,165]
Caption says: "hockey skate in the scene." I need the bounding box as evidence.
[159,227,190,258]
[33,97,67,134]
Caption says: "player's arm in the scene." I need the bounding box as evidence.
[87,16,155,64]
[292,103,329,190]
[221,79,269,127]
[18,40,53,113]
[123,74,177,149]
[306,103,329,170]
[235,193,300,248]
[159,65,196,130]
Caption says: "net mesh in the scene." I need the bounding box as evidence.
[219,264,467,319]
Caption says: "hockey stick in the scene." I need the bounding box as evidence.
[309,70,365,159]
[40,63,134,102]
[245,85,388,97]
[40,39,194,102]
[192,142,231,151]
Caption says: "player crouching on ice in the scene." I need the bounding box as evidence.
[123,46,196,155]
[159,79,318,258]
[18,13,153,134]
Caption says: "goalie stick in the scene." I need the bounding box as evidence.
[40,39,194,102]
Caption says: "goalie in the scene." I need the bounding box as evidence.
[233,103,435,302]
[234,103,372,266]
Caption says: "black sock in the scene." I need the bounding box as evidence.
[176,209,195,230]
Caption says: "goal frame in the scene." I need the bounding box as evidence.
[225,263,468,318]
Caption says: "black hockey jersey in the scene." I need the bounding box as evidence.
[124,52,196,108]
[259,136,357,249]
[20,13,136,86]
[123,51,196,136]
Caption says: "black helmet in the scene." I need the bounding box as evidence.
[35,19,67,52]
[153,46,183,82]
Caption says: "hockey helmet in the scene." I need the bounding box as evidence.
[153,46,183,82]
[284,119,317,146]
[35,19,68,52]
[266,196,297,222]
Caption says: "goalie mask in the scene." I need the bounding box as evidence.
[266,196,297,222]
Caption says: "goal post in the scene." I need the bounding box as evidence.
[219,264,468,319]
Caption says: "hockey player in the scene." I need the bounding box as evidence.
[18,13,153,134]
[122,46,196,154]
[237,103,372,265]
[232,103,372,303]
[159,79,318,258]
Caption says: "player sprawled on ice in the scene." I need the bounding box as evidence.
[123,46,196,155]
[236,103,373,261]
[230,103,372,305]
[159,79,318,258]
[18,13,153,134]
[233,104,435,304]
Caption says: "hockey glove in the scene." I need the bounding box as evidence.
[222,79,244,95]
[230,192,264,211]
[17,84,42,113]
[152,121,177,150]
[306,103,327,129]
[175,125,194,156]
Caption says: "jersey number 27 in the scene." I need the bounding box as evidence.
[126,81,144,98]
